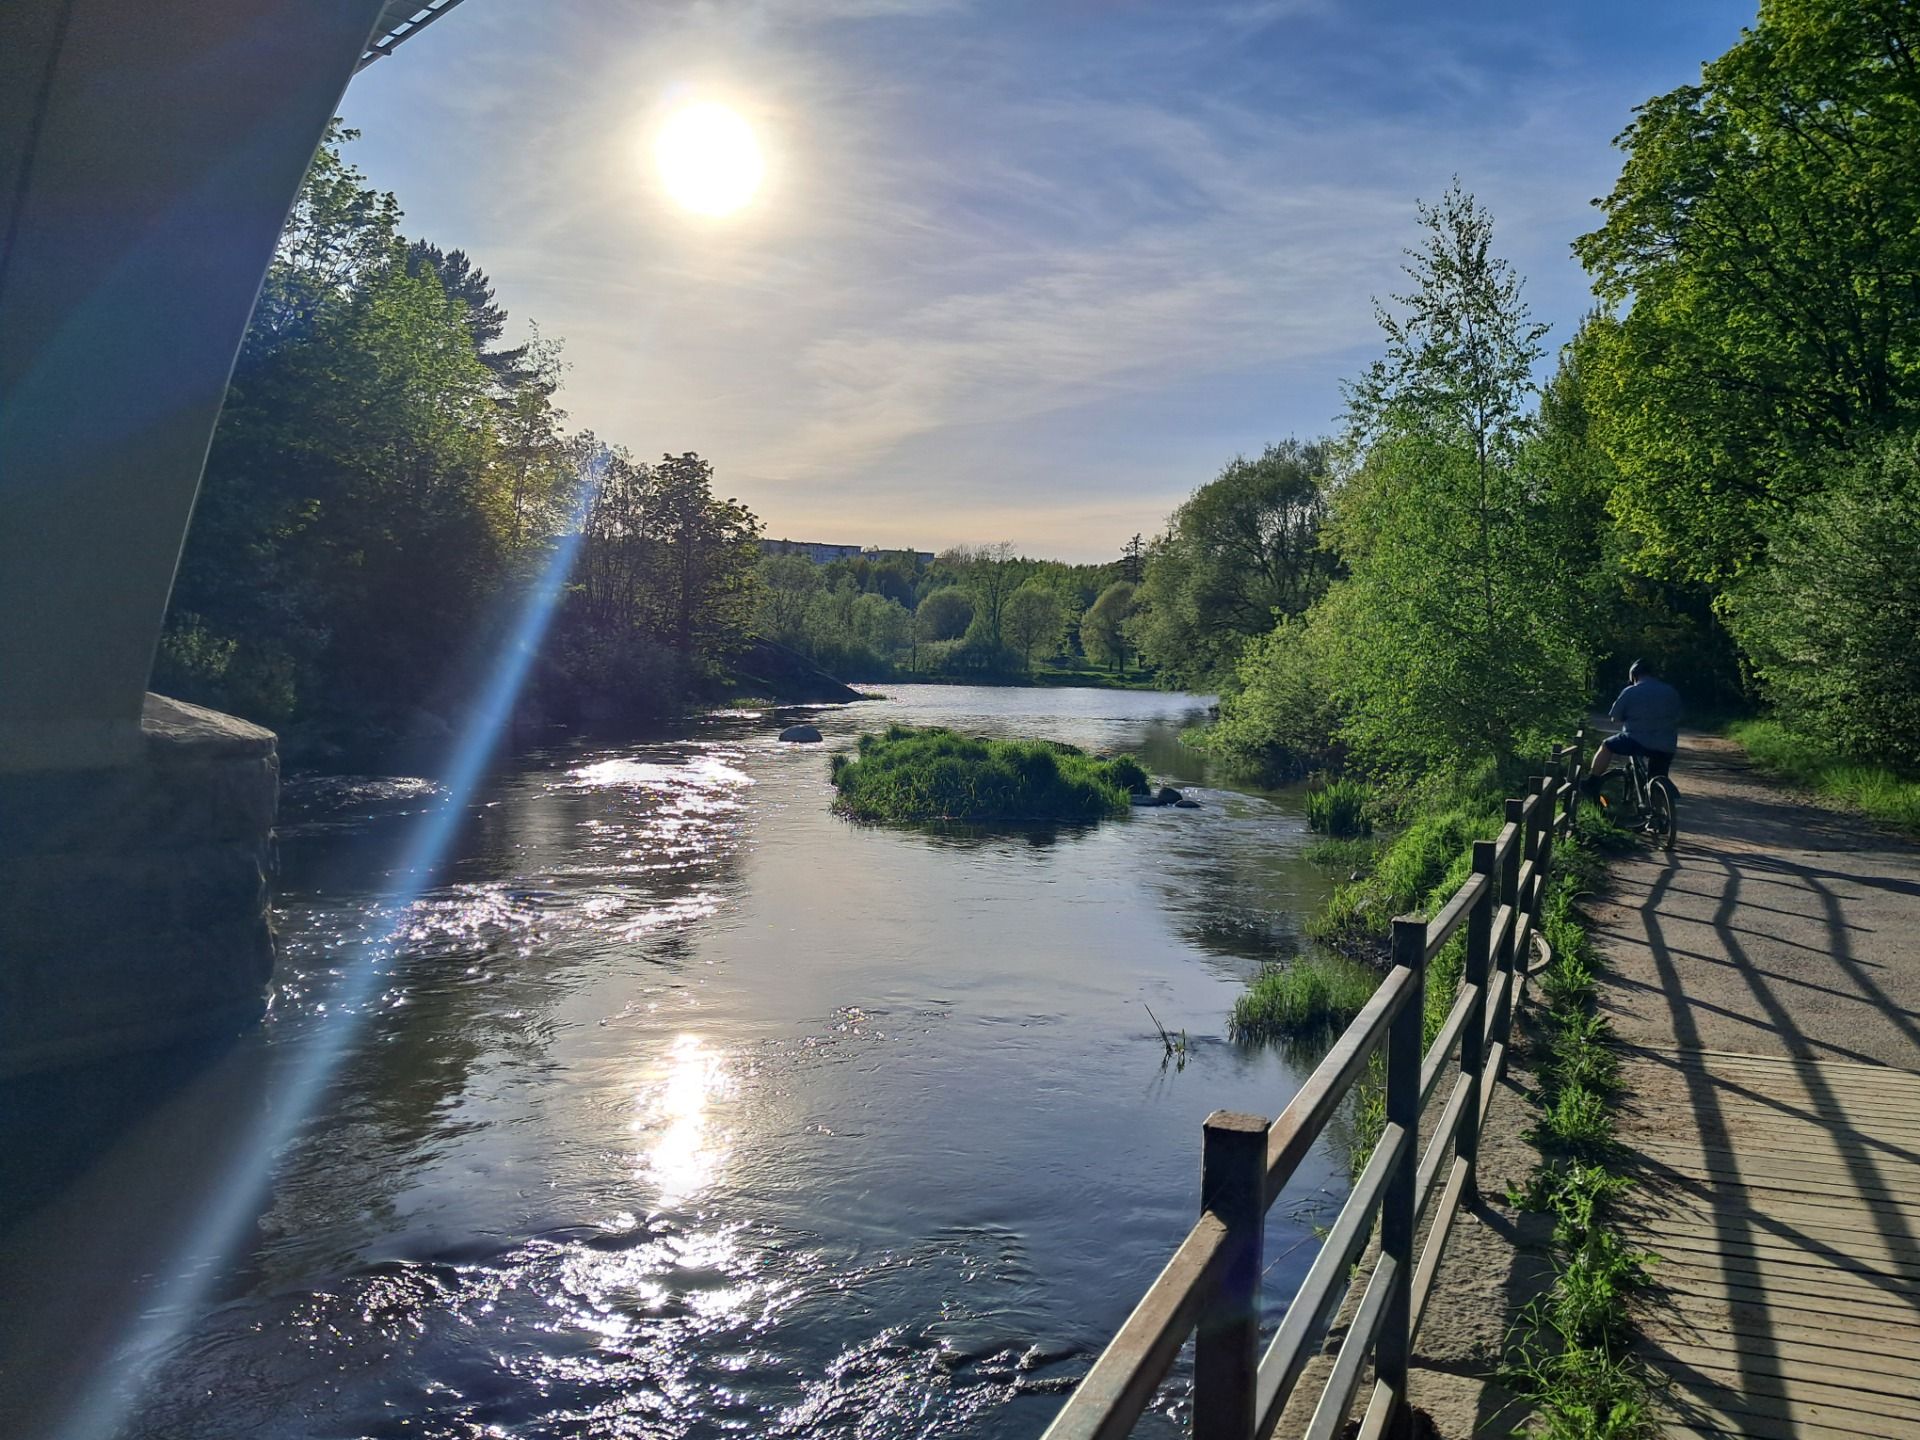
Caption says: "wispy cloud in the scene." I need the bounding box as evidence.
[341,0,1754,558]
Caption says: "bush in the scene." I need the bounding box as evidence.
[1307,777,1374,838]
[829,725,1147,823]
[1726,431,1920,769]
[1200,610,1344,779]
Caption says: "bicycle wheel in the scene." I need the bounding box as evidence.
[1593,771,1637,827]
[1648,777,1678,853]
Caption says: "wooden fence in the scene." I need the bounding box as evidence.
[1042,730,1589,1440]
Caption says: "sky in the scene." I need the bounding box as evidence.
[339,0,1758,563]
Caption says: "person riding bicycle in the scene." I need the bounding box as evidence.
[1581,659,1681,798]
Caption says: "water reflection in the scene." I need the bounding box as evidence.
[637,1035,733,1208]
[3,685,1351,1440]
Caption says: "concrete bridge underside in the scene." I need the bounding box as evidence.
[0,0,409,1072]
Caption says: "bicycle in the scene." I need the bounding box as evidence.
[1591,750,1678,853]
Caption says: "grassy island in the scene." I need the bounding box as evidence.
[830,725,1149,823]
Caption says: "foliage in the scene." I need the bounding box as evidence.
[1328,182,1587,773]
[1728,718,1920,832]
[914,586,974,643]
[1129,440,1336,689]
[1002,580,1070,670]
[1080,580,1139,674]
[1724,432,1920,765]
[158,127,764,756]
[1306,778,1373,838]
[1199,608,1345,778]
[1574,0,1920,582]
[1230,954,1379,1041]
[828,725,1149,823]
[164,125,560,732]
[1311,772,1505,957]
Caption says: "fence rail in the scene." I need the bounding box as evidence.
[1043,729,1589,1440]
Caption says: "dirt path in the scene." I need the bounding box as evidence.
[1403,733,1920,1438]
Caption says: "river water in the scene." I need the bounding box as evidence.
[2,685,1354,1440]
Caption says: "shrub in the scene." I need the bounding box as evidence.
[829,725,1147,823]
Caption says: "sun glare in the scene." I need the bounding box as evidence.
[654,102,764,217]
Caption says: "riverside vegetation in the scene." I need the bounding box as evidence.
[828,725,1150,824]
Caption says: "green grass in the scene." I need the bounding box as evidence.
[829,724,1149,823]
[1231,953,1381,1041]
[1303,836,1381,871]
[1306,777,1374,838]
[1728,717,1920,831]
[1309,790,1504,957]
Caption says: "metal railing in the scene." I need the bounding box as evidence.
[1043,730,1588,1440]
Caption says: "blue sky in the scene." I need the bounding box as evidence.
[340,0,1756,561]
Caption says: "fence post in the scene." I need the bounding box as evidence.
[1195,1109,1268,1440]
[1377,917,1426,1439]
[1459,841,1497,1197]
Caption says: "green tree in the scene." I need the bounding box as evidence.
[756,554,824,641]
[1725,431,1920,765]
[914,586,973,642]
[947,542,1024,652]
[643,452,760,662]
[1081,580,1138,674]
[1003,581,1068,671]
[1129,441,1335,688]
[1325,183,1584,771]
[1573,0,1920,582]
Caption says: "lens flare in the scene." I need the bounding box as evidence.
[53,453,610,1440]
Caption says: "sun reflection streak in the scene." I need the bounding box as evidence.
[53,454,610,1440]
[635,1034,733,1208]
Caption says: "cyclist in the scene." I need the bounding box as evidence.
[1580,659,1682,801]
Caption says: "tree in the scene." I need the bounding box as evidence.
[755,554,824,641]
[914,586,973,642]
[1080,581,1138,674]
[643,452,760,662]
[1129,441,1336,688]
[1725,431,1920,766]
[1003,581,1068,671]
[1324,183,1584,771]
[1118,533,1147,583]
[946,542,1024,651]
[1573,0,1920,582]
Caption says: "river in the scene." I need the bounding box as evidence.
[0,685,1356,1440]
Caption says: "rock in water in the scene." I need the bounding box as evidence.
[779,724,823,743]
[1155,786,1183,806]
[1174,797,1201,809]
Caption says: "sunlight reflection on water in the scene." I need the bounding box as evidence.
[635,1035,734,1209]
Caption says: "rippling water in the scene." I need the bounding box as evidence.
[0,686,1357,1440]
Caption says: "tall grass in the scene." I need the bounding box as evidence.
[829,725,1149,823]
[1231,953,1379,1040]
[1728,717,1920,832]
[1306,777,1374,838]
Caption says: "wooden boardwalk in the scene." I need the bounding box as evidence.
[1616,1045,1920,1439]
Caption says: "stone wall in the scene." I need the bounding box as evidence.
[0,694,277,1076]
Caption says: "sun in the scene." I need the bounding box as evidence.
[654,102,764,217]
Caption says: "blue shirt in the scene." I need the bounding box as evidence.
[1611,677,1683,754]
